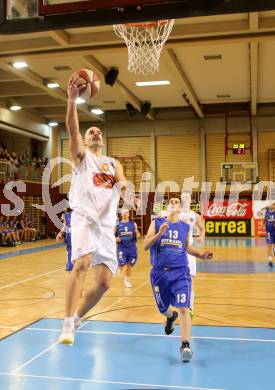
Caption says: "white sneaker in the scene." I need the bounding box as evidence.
[180,346,193,362]
[58,321,75,345]
[124,278,132,288]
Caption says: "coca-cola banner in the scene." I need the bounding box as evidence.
[205,219,252,236]
[203,201,252,219]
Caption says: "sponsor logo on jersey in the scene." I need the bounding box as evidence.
[100,162,111,173]
[93,173,115,188]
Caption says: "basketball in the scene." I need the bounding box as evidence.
[73,68,100,100]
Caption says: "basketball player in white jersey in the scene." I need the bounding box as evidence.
[58,73,132,345]
[179,191,205,316]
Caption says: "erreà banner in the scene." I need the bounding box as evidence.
[203,201,252,219]
[205,219,252,236]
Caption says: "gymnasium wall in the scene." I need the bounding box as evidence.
[58,115,275,191]
[257,132,275,182]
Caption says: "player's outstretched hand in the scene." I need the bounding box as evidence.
[201,251,213,260]
[67,74,80,101]
[159,222,169,236]
[56,231,64,242]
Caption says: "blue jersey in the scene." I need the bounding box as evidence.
[117,221,136,247]
[64,211,72,248]
[265,208,275,232]
[150,217,190,269]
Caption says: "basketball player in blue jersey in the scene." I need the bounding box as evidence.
[144,197,213,362]
[116,208,140,288]
[56,208,73,272]
[261,202,275,267]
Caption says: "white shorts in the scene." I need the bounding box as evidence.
[188,254,196,277]
[71,212,118,275]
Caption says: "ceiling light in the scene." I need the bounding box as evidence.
[48,121,58,127]
[47,82,60,89]
[135,80,170,87]
[76,97,85,104]
[91,108,104,115]
[12,61,28,69]
[10,105,22,111]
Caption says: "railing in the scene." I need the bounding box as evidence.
[0,161,43,183]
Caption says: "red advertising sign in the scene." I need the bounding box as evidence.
[254,219,266,237]
[203,200,252,219]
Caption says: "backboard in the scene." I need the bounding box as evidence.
[221,162,258,184]
[38,0,173,15]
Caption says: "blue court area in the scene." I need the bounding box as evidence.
[204,237,266,248]
[0,242,64,260]
[0,319,274,390]
[197,260,275,274]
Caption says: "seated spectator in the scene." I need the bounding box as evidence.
[23,215,37,241]
[0,215,16,246]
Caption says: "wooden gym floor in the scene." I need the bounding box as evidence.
[0,237,273,341]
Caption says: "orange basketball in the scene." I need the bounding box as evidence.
[73,68,100,100]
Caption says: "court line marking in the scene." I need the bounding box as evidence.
[0,372,226,390]
[0,267,64,290]
[11,342,59,375]
[9,278,150,374]
[23,327,275,343]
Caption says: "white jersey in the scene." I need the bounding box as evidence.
[69,150,119,227]
[179,210,197,244]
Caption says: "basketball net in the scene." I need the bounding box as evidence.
[113,19,174,75]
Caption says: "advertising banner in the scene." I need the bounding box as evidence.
[205,218,252,236]
[203,201,252,219]
[254,219,266,237]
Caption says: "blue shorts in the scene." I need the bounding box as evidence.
[150,267,191,314]
[266,230,275,244]
[66,245,73,272]
[117,245,138,267]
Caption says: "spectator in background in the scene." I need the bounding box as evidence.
[23,215,37,241]
[0,215,14,247]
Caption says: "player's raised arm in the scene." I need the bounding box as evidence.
[195,213,205,244]
[143,220,168,251]
[66,74,85,166]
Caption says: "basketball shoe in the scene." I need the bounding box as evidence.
[180,341,193,362]
[164,311,178,335]
[58,318,75,345]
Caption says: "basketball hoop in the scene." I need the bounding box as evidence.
[113,19,174,75]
